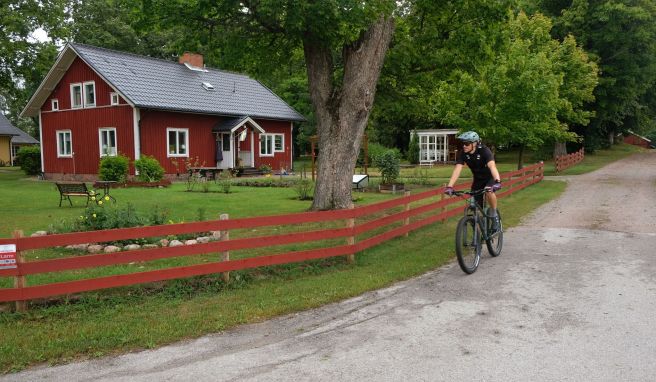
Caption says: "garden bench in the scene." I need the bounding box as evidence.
[55,182,93,207]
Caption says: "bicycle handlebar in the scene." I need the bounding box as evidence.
[450,188,493,197]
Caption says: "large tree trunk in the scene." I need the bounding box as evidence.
[553,141,567,158]
[304,15,395,210]
[517,144,525,170]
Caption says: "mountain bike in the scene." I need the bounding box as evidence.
[451,188,503,274]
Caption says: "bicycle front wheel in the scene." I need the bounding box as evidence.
[486,211,503,257]
[455,216,481,274]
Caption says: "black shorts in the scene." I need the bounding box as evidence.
[471,177,495,207]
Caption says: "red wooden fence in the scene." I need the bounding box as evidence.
[0,162,544,308]
[555,148,584,172]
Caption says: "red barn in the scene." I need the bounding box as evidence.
[21,43,305,180]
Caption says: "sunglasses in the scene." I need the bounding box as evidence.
[462,142,474,146]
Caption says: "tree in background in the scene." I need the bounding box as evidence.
[433,12,597,169]
[543,0,656,150]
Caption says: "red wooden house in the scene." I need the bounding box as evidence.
[623,131,653,149]
[21,43,305,179]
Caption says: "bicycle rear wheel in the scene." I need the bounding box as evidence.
[455,216,481,274]
[486,211,503,257]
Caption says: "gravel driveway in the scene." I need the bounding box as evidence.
[4,151,656,382]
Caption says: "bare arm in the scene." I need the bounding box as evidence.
[487,161,501,181]
[447,164,464,187]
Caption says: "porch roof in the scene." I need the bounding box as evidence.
[212,116,265,134]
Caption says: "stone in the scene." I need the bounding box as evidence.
[104,245,122,253]
[88,244,104,253]
[159,239,169,247]
[31,231,48,237]
[185,239,198,245]
[124,244,141,251]
[169,240,183,247]
[143,244,159,249]
[197,236,211,243]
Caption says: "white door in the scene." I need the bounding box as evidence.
[217,133,232,169]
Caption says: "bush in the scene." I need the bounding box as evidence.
[407,130,420,164]
[134,155,165,182]
[259,164,272,174]
[218,171,232,193]
[294,179,314,200]
[16,146,41,175]
[99,154,130,182]
[373,149,400,185]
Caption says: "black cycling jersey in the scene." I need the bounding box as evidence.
[456,143,494,181]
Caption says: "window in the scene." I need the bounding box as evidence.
[221,133,230,151]
[71,84,82,108]
[56,130,72,157]
[99,128,117,157]
[51,99,59,111]
[260,134,274,156]
[260,133,284,156]
[110,92,119,106]
[83,81,96,107]
[11,145,20,158]
[167,128,188,157]
[274,134,284,152]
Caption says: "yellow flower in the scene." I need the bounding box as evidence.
[92,213,97,218]
[91,196,96,201]
[98,200,103,205]
[104,196,110,201]
[79,216,84,220]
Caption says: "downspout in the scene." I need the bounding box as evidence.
[133,107,141,175]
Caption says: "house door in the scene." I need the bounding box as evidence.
[217,133,232,169]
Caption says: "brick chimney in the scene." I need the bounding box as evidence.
[179,52,204,68]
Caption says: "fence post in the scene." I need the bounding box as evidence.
[441,183,447,222]
[12,230,26,313]
[219,214,230,283]
[404,190,411,237]
[346,205,355,264]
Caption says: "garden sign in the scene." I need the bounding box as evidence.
[0,244,17,270]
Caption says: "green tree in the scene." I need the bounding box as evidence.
[407,129,419,164]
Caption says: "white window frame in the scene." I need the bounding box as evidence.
[273,134,284,152]
[83,81,96,107]
[56,130,73,158]
[110,92,119,106]
[70,83,83,109]
[259,134,274,157]
[98,127,117,157]
[51,99,59,111]
[167,127,189,157]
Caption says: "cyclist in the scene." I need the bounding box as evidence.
[444,131,502,230]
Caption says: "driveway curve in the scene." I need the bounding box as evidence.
[4,152,656,382]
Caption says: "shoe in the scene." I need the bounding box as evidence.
[491,216,500,232]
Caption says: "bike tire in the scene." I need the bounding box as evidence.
[455,216,481,274]
[486,211,503,257]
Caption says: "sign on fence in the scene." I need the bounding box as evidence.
[0,244,17,270]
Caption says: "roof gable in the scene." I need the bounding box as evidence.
[0,114,38,143]
[22,43,305,122]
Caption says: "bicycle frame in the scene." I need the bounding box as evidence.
[457,189,496,241]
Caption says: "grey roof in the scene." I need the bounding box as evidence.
[213,116,249,132]
[0,113,19,136]
[71,43,305,121]
[0,113,38,143]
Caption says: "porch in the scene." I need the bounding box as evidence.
[413,129,459,165]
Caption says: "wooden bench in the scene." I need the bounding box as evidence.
[55,182,93,207]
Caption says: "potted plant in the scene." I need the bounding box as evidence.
[374,149,404,193]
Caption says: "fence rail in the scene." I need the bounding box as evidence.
[0,162,544,309]
[555,148,584,172]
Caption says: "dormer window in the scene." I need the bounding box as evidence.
[202,82,215,91]
[110,92,119,105]
[51,99,59,111]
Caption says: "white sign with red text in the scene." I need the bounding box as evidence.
[0,244,17,269]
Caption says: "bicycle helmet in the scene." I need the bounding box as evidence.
[457,131,480,143]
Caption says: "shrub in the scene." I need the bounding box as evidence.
[294,179,314,200]
[16,146,41,175]
[373,149,400,185]
[259,164,272,174]
[99,154,130,182]
[134,155,165,182]
[407,130,420,164]
[218,171,232,193]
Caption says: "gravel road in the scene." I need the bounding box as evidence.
[4,151,656,382]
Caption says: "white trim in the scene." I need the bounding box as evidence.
[230,117,265,134]
[70,83,82,109]
[39,112,44,172]
[56,130,73,158]
[250,130,254,165]
[51,99,59,111]
[41,103,130,114]
[133,108,141,162]
[166,127,189,157]
[98,127,117,157]
[110,92,119,106]
[83,81,96,107]
[259,134,275,157]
